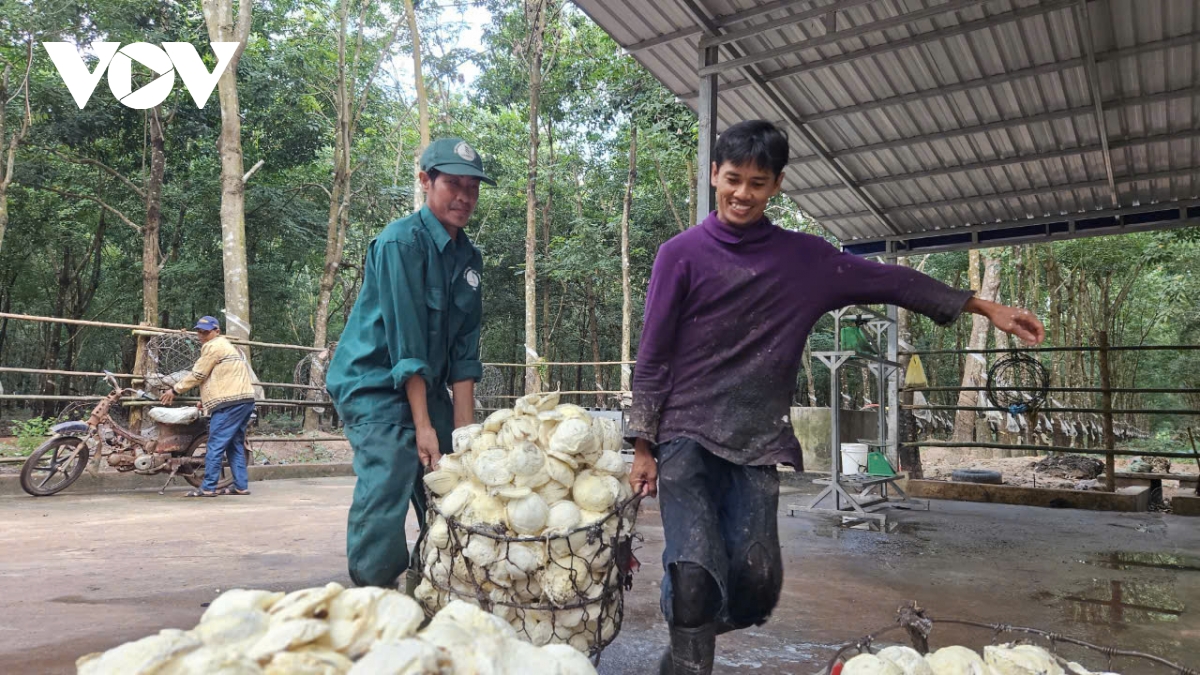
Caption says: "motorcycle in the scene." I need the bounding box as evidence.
[19,371,252,496]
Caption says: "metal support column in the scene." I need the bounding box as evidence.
[886,242,901,466]
[831,309,844,509]
[695,45,719,218]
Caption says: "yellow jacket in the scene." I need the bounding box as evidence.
[172,336,257,413]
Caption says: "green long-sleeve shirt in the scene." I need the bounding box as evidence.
[327,206,483,428]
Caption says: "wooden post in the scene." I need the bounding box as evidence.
[1099,331,1115,492]
[899,407,923,479]
[1187,427,1199,496]
[128,326,149,429]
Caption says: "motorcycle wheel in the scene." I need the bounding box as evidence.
[182,433,254,489]
[20,436,90,497]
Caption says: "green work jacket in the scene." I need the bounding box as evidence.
[327,206,483,435]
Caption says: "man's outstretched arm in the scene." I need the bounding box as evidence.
[820,244,1045,345]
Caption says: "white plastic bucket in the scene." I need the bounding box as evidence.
[840,443,870,475]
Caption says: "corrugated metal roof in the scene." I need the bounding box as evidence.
[573,0,1200,248]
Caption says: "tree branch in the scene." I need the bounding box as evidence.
[242,158,265,183]
[36,147,147,200]
[650,148,685,233]
[29,184,142,233]
[245,183,331,219]
[351,13,406,133]
[235,0,253,45]
[4,37,34,109]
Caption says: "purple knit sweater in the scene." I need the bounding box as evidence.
[627,212,973,467]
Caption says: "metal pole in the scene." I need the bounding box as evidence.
[886,245,900,468]
[831,312,843,510]
[902,440,1194,460]
[1187,428,1200,496]
[1074,0,1119,207]
[695,45,719,218]
[1099,331,1116,491]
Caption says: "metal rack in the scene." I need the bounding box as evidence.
[789,306,920,523]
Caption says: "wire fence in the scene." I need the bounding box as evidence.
[0,312,633,433]
[901,335,1200,491]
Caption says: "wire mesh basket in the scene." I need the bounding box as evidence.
[986,351,1050,415]
[144,332,201,380]
[825,602,1196,675]
[415,492,642,662]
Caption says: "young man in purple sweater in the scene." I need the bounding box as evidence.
[627,120,1045,675]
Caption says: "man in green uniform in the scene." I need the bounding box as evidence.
[327,138,493,589]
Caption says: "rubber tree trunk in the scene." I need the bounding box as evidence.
[619,123,637,393]
[202,0,253,345]
[952,252,1002,453]
[143,107,165,328]
[404,0,429,212]
[801,340,818,406]
[587,281,605,408]
[541,120,554,361]
[685,157,697,228]
[309,0,356,431]
[0,59,31,256]
[523,0,550,394]
[130,111,165,430]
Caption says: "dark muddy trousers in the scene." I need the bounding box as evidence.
[344,422,428,588]
[656,437,784,630]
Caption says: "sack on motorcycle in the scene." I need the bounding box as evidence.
[148,406,201,425]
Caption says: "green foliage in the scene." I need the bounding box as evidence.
[10,417,55,455]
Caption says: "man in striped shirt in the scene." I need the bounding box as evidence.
[162,316,257,497]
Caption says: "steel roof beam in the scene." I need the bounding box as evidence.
[627,0,845,53]
[1074,0,1118,207]
[627,26,702,54]
[842,199,1200,248]
[888,166,1195,211]
[805,167,1200,218]
[676,0,902,235]
[787,129,1200,196]
[783,85,1200,168]
[844,204,1200,254]
[699,0,1001,76]
[699,0,878,49]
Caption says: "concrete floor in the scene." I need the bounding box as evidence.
[1,478,1198,674]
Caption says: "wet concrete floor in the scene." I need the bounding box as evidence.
[1,477,1197,674]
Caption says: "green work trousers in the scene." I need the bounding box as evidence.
[345,411,453,588]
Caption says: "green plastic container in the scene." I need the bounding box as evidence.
[866,451,896,476]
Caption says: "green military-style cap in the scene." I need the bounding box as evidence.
[420,138,496,186]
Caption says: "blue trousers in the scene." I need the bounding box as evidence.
[203,401,254,492]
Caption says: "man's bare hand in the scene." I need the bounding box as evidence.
[416,426,441,469]
[630,439,658,498]
[966,298,1046,346]
[160,389,176,405]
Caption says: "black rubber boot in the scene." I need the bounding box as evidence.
[668,624,716,675]
[659,647,673,675]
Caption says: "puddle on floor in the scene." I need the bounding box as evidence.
[1086,551,1200,573]
[1039,579,1185,626]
